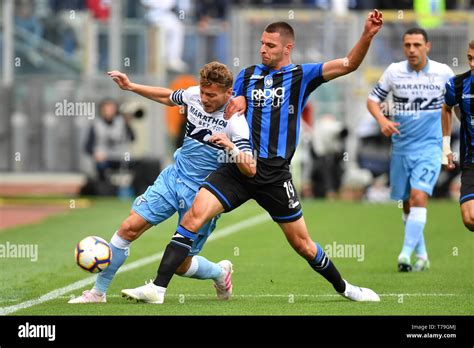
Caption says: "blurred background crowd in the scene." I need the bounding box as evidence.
[0,0,471,200]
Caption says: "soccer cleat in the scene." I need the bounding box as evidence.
[397,255,412,272]
[412,257,430,272]
[68,290,106,304]
[121,280,164,304]
[339,280,380,302]
[214,260,233,300]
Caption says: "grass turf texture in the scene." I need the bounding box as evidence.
[0,198,472,315]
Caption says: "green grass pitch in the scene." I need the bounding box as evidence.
[0,198,472,316]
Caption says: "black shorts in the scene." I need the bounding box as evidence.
[201,163,303,223]
[460,164,474,204]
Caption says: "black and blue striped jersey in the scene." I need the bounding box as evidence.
[444,70,474,167]
[233,63,326,165]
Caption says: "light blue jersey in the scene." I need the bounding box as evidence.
[171,86,252,191]
[133,86,252,254]
[369,59,454,199]
[369,59,454,155]
[173,138,222,192]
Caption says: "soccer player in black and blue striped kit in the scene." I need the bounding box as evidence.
[442,40,474,232]
[123,10,384,304]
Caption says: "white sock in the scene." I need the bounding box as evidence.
[93,231,131,295]
[400,207,427,258]
[110,231,131,249]
[182,256,199,277]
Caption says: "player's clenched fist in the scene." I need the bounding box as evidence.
[364,9,383,38]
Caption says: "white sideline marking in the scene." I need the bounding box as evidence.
[1,293,456,305]
[0,213,270,315]
[54,293,458,300]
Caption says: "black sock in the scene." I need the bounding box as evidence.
[153,225,195,288]
[308,243,346,293]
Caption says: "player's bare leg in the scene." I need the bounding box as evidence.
[181,188,225,231]
[460,200,474,231]
[171,188,233,299]
[117,211,153,241]
[122,188,228,304]
[278,217,380,302]
[278,217,317,260]
[69,212,152,304]
[175,256,193,275]
[398,189,430,272]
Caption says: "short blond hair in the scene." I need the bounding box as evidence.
[470,40,474,49]
[200,61,233,89]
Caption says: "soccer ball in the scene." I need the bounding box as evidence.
[75,236,112,273]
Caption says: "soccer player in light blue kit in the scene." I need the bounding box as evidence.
[69,62,256,303]
[367,28,454,272]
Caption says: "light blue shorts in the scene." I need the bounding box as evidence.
[390,149,442,201]
[132,165,218,256]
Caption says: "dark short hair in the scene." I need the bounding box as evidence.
[403,28,429,42]
[264,21,295,42]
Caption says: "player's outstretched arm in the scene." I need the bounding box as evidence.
[107,71,175,106]
[209,133,256,177]
[322,9,383,81]
[442,103,455,170]
[367,99,400,137]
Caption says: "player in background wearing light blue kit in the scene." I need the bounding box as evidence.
[69,62,256,303]
[367,28,454,272]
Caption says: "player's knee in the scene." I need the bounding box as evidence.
[409,193,427,207]
[118,220,139,241]
[182,206,206,231]
[461,212,474,232]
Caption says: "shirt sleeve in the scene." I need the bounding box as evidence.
[227,114,253,155]
[444,77,457,107]
[368,65,392,103]
[303,63,324,80]
[232,69,245,97]
[300,63,326,97]
[169,88,190,106]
